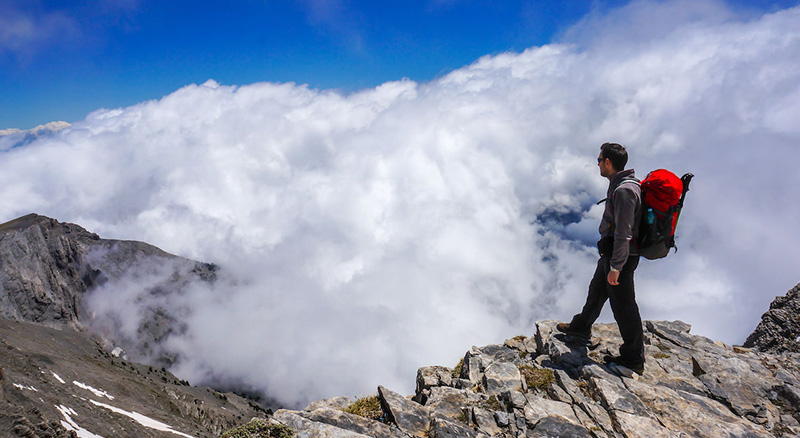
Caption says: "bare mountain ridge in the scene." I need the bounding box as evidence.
[0,213,217,365]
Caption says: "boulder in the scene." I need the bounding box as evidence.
[378,385,430,437]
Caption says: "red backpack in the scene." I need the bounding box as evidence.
[638,170,694,259]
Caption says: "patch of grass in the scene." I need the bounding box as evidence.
[452,358,463,378]
[456,410,470,425]
[652,352,670,359]
[482,395,501,411]
[344,395,389,423]
[519,365,555,390]
[221,419,293,438]
[656,342,671,352]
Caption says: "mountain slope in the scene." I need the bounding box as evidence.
[0,317,266,438]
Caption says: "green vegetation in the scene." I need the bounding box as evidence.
[652,352,670,359]
[344,395,388,423]
[482,395,502,411]
[452,358,464,378]
[519,365,555,390]
[220,419,293,438]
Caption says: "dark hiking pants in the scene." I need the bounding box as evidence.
[568,255,644,363]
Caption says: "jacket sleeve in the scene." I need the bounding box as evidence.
[611,184,638,270]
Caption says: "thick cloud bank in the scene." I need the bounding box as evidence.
[2,0,800,407]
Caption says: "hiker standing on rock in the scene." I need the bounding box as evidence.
[557,142,645,374]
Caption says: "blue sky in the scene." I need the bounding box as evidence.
[2,0,797,130]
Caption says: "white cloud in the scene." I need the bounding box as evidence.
[0,1,79,58]
[2,0,800,408]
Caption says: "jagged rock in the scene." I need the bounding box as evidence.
[273,410,372,437]
[305,396,353,412]
[745,282,800,353]
[522,393,580,426]
[527,415,593,438]
[471,406,502,435]
[430,416,485,438]
[426,387,479,420]
[296,407,407,438]
[378,385,431,437]
[482,362,522,394]
[415,366,454,404]
[623,376,766,437]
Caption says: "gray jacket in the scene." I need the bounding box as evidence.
[599,169,642,270]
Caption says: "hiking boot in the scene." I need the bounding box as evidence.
[603,354,644,374]
[556,322,591,339]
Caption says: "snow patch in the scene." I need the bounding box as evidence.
[73,381,115,400]
[13,383,38,392]
[52,372,66,384]
[89,400,197,438]
[56,405,107,438]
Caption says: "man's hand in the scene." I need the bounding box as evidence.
[607,269,620,286]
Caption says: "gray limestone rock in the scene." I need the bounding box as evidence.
[430,416,483,438]
[528,415,594,438]
[273,410,372,438]
[471,406,502,435]
[378,385,431,437]
[425,386,479,421]
[482,362,522,394]
[298,407,407,438]
[305,396,354,412]
[415,365,454,403]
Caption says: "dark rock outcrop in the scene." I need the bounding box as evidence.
[745,282,800,354]
[0,213,217,365]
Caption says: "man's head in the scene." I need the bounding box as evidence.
[598,142,628,177]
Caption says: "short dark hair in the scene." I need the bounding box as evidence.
[600,142,628,171]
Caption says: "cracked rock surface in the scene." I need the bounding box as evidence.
[269,320,800,437]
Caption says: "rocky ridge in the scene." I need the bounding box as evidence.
[745,282,800,354]
[258,319,800,437]
[0,213,217,364]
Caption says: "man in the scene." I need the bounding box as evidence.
[557,142,645,374]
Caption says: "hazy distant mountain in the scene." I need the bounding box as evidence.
[0,122,71,150]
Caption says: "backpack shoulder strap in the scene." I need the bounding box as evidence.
[597,178,640,205]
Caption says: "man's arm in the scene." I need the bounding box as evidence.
[609,184,638,278]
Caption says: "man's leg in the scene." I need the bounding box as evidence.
[608,256,644,363]
[568,258,610,333]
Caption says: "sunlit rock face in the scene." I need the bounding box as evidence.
[265,319,800,437]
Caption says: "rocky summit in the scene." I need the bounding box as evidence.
[258,319,800,438]
[2,213,800,437]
